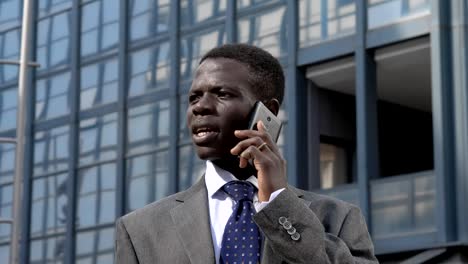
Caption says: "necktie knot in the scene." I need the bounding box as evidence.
[222,181,256,203]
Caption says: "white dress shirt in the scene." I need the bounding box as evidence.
[204,160,284,264]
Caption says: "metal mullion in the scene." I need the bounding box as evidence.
[64,0,80,262]
[125,146,170,160]
[179,19,226,35]
[430,0,457,243]
[128,35,170,51]
[116,0,128,217]
[355,0,378,229]
[236,1,285,18]
[285,0,307,188]
[80,50,118,66]
[168,0,180,193]
[78,103,119,119]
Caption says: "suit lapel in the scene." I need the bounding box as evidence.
[170,177,216,264]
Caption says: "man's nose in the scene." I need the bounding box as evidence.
[192,94,215,115]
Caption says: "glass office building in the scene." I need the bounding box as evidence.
[1,0,468,263]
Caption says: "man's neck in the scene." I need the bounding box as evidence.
[212,157,257,180]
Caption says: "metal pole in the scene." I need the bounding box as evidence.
[10,0,33,263]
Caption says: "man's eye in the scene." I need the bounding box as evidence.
[218,91,232,98]
[189,94,200,103]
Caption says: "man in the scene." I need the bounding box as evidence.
[115,44,378,263]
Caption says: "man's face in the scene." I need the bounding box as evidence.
[187,58,257,160]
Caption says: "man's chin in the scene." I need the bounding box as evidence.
[195,146,232,161]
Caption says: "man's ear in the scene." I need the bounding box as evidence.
[265,99,280,116]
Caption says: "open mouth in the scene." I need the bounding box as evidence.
[192,126,220,144]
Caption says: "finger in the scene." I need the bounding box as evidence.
[231,137,264,155]
[239,144,273,164]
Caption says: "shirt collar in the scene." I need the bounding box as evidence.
[205,160,258,198]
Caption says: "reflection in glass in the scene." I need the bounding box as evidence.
[81,0,119,57]
[29,236,66,264]
[79,113,118,165]
[368,0,430,29]
[75,227,114,263]
[35,72,71,121]
[36,11,71,71]
[30,173,68,238]
[0,29,20,83]
[178,98,190,141]
[127,151,170,211]
[129,0,171,41]
[371,172,435,239]
[320,143,348,189]
[0,144,15,184]
[0,0,21,29]
[38,0,73,18]
[0,244,9,264]
[81,58,119,110]
[238,5,287,58]
[237,0,279,10]
[178,145,205,190]
[129,43,170,97]
[0,87,17,132]
[180,0,227,27]
[77,163,116,228]
[299,0,356,48]
[127,100,170,155]
[34,126,70,176]
[180,28,225,83]
[0,184,12,243]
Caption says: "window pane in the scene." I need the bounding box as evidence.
[81,0,120,57]
[129,0,170,41]
[127,151,170,211]
[77,163,116,228]
[238,5,287,58]
[0,144,15,184]
[36,11,71,71]
[0,184,12,243]
[35,72,71,121]
[30,173,68,238]
[127,100,170,155]
[180,27,225,84]
[38,0,73,17]
[237,0,280,10]
[320,143,348,189]
[80,58,119,110]
[0,0,21,29]
[368,0,430,29]
[75,227,114,263]
[0,87,17,132]
[0,244,9,264]
[371,172,436,239]
[34,125,70,176]
[0,29,21,83]
[128,43,171,97]
[178,145,205,190]
[29,236,66,264]
[180,0,227,27]
[79,113,118,165]
[299,0,356,48]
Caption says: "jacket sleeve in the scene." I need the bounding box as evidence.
[115,217,140,264]
[253,188,379,264]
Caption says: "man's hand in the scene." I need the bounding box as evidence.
[230,121,287,202]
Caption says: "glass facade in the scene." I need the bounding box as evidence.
[5,0,468,263]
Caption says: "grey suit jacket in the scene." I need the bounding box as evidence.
[115,177,378,263]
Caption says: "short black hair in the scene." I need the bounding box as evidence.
[199,43,285,105]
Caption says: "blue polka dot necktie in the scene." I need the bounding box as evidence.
[219,181,261,264]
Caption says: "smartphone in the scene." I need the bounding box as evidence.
[247,101,282,142]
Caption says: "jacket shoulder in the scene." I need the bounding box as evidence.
[288,186,362,229]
